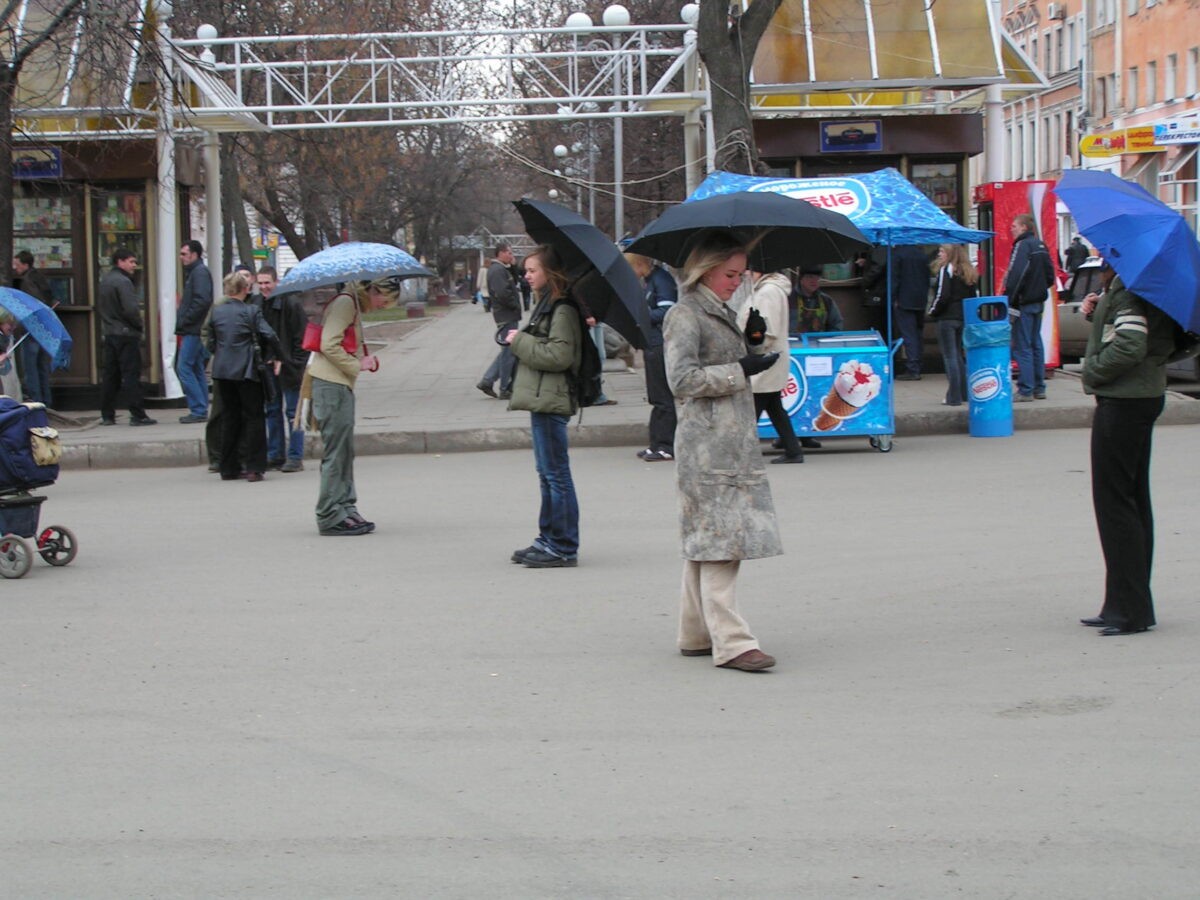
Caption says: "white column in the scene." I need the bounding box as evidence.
[155,2,182,399]
[203,132,223,279]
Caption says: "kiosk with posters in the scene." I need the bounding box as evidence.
[689,168,990,451]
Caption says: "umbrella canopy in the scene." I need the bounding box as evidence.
[513,199,650,349]
[1056,169,1200,332]
[0,287,72,370]
[625,191,871,272]
[276,242,433,294]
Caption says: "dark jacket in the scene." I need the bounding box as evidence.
[1082,276,1175,399]
[14,267,50,304]
[206,298,281,382]
[176,259,214,335]
[487,259,520,325]
[890,245,933,312]
[1003,231,1055,309]
[791,288,844,333]
[255,292,308,390]
[929,266,978,322]
[644,265,678,349]
[98,267,143,338]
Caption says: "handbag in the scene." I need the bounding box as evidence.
[301,321,358,354]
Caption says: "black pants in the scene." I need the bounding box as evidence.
[216,379,267,477]
[1091,394,1164,631]
[99,334,147,420]
[643,344,676,453]
[754,391,801,458]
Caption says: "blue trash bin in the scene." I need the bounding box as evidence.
[963,296,1013,437]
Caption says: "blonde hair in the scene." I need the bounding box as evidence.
[623,252,654,279]
[938,244,979,286]
[223,270,253,297]
[351,277,401,310]
[678,230,747,292]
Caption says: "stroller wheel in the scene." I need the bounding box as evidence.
[0,534,33,579]
[37,525,78,567]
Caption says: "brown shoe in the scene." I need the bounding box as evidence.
[718,649,776,671]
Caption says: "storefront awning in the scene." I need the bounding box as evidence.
[751,0,1046,111]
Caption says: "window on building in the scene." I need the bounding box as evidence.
[1066,22,1075,69]
[1189,48,1199,96]
[1127,0,1139,13]
[1031,37,1039,74]
[1109,73,1118,109]
[1127,66,1139,109]
[1166,54,1177,99]
[1097,77,1108,117]
[1147,61,1157,105]
[1056,28,1065,74]
[1045,34,1053,76]
[1043,116,1052,173]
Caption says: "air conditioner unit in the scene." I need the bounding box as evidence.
[1047,3,1066,19]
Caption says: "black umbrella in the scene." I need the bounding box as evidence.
[625,191,871,272]
[513,198,650,349]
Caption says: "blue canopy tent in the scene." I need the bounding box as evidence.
[688,168,992,366]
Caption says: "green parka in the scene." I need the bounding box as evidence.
[1082,276,1175,399]
[507,294,583,416]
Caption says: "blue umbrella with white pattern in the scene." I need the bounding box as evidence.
[276,242,433,293]
[0,287,72,370]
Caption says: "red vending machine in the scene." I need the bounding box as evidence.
[973,180,1062,369]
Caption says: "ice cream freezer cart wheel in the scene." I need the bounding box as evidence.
[37,525,77,567]
[0,533,33,579]
[869,435,894,453]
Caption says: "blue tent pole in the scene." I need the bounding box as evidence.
[885,244,894,374]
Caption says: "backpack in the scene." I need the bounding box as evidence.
[1167,321,1200,364]
[558,298,604,408]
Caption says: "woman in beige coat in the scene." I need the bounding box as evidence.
[663,232,783,672]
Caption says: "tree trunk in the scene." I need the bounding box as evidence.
[0,72,15,288]
[221,136,254,270]
[696,0,784,175]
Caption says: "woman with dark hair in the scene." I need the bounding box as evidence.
[506,244,585,569]
[928,244,979,407]
[207,270,281,483]
[663,231,782,672]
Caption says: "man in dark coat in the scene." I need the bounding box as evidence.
[98,249,156,426]
[889,245,932,380]
[254,266,308,472]
[1003,214,1056,401]
[1063,235,1089,274]
[11,249,56,405]
[475,243,520,399]
[175,240,214,422]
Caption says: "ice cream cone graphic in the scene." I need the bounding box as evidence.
[813,360,882,431]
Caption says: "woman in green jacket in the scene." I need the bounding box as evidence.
[505,245,583,568]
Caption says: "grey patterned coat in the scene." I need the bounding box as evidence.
[664,284,783,561]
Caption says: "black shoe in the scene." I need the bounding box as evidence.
[267,458,284,470]
[799,437,822,449]
[498,390,512,400]
[319,518,371,536]
[896,372,921,381]
[1099,625,1150,636]
[100,417,116,426]
[130,416,157,426]
[476,381,497,398]
[520,548,577,568]
[511,545,538,563]
[771,454,804,464]
[1080,616,1106,627]
[178,414,207,423]
[347,513,376,533]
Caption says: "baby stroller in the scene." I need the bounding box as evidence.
[0,397,76,578]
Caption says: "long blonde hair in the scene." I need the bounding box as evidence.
[938,244,979,286]
[350,277,401,310]
[678,230,747,292]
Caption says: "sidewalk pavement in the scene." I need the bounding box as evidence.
[55,300,1200,470]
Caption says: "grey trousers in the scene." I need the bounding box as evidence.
[312,378,360,529]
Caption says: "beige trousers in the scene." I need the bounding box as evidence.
[677,560,759,666]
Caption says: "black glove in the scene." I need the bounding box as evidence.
[738,352,779,378]
[743,307,767,345]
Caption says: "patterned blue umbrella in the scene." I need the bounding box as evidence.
[0,287,72,370]
[276,242,434,293]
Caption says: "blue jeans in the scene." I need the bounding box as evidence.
[529,412,579,559]
[590,324,609,402]
[936,319,967,405]
[176,334,209,416]
[265,382,304,462]
[1013,303,1045,397]
[17,339,52,405]
[894,306,924,375]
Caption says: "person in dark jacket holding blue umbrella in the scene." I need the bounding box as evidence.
[626,252,678,461]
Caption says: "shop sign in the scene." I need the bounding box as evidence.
[12,147,62,179]
[748,177,873,219]
[819,120,882,153]
[1154,117,1200,145]
[1080,127,1161,157]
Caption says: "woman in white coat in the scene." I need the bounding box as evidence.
[738,269,804,463]
[663,232,784,672]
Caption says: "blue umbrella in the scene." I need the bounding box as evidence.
[276,242,434,293]
[1056,169,1200,332]
[0,287,72,370]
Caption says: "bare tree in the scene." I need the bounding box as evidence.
[696,0,783,174]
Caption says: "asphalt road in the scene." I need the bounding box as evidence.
[3,428,1199,898]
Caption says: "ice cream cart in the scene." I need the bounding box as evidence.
[756,329,895,452]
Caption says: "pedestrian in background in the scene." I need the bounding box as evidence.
[1004,214,1056,401]
[890,244,932,381]
[12,250,55,406]
[626,252,677,461]
[664,231,782,672]
[207,270,280,483]
[506,244,584,569]
[740,267,804,463]
[97,249,155,426]
[1079,260,1174,636]
[927,244,979,407]
[254,266,308,472]
[175,240,214,422]
[476,243,520,399]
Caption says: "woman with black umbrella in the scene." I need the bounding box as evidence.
[663,231,782,672]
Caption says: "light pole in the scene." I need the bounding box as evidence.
[553,129,598,223]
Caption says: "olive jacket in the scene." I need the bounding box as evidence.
[508,293,583,416]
